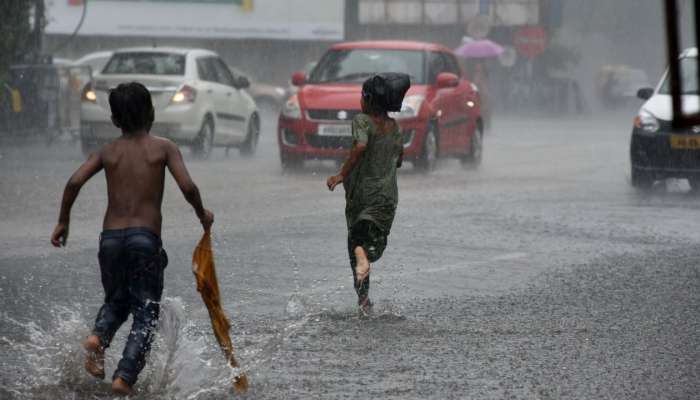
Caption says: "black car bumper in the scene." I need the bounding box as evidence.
[631,126,700,178]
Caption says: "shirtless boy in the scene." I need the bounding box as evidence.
[50,82,214,396]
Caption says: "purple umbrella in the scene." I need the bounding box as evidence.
[454,39,504,59]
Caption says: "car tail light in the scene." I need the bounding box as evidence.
[82,82,97,103]
[171,84,197,104]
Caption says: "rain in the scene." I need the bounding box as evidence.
[1,0,699,398]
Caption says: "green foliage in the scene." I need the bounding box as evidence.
[0,0,34,84]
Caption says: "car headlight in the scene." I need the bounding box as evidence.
[282,94,302,119]
[634,109,660,134]
[389,95,425,120]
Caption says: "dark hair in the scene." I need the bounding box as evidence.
[362,76,386,115]
[109,82,154,134]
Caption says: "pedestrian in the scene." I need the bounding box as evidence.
[326,73,409,314]
[50,82,214,396]
[471,61,491,129]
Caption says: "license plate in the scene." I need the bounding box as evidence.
[318,124,351,137]
[670,135,700,150]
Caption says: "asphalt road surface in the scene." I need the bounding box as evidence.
[1,111,698,399]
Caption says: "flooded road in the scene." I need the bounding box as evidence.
[1,112,699,399]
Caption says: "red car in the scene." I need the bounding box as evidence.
[277,40,483,171]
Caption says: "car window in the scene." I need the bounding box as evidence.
[212,58,235,87]
[659,57,698,95]
[427,51,448,83]
[443,53,461,77]
[197,57,217,82]
[103,52,185,75]
[308,49,425,84]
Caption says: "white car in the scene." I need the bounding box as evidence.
[630,47,699,189]
[80,47,259,158]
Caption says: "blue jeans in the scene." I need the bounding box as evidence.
[92,227,167,386]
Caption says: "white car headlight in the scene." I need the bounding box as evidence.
[389,95,425,120]
[282,94,302,119]
[634,109,660,134]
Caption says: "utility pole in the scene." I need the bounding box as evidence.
[344,0,359,40]
[32,0,45,62]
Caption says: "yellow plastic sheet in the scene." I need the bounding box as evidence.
[192,230,248,394]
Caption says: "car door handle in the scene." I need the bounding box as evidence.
[226,92,233,97]
[206,89,213,94]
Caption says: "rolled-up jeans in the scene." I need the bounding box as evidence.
[92,227,168,386]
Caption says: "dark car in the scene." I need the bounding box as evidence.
[277,40,483,171]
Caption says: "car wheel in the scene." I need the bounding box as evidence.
[415,125,438,172]
[461,125,483,169]
[240,115,260,157]
[193,118,214,159]
[631,166,653,190]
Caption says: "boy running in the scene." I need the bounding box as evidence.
[327,74,409,314]
[50,82,214,396]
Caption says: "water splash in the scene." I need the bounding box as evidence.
[0,297,240,399]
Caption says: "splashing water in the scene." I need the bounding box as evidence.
[0,297,240,399]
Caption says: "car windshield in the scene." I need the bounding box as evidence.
[660,57,698,95]
[103,52,186,75]
[308,49,424,84]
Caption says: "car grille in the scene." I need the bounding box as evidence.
[306,134,353,149]
[633,120,700,169]
[307,109,360,121]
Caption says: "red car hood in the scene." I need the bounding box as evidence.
[299,83,426,111]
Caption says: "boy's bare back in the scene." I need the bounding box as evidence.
[51,82,211,249]
[101,134,170,235]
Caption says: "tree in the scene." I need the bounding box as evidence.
[0,0,35,84]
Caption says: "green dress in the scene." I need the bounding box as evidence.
[343,113,403,262]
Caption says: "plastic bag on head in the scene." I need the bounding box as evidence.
[362,72,411,112]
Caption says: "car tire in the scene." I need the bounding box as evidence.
[240,115,260,157]
[415,125,438,172]
[461,124,483,169]
[631,166,653,190]
[193,118,214,159]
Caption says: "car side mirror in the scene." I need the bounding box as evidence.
[637,87,654,100]
[291,71,306,86]
[436,72,459,89]
[236,76,250,89]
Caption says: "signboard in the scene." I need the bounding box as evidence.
[513,25,548,59]
[45,0,344,41]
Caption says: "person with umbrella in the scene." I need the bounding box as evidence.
[455,38,504,129]
[326,73,410,315]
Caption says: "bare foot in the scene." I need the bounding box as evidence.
[358,296,373,317]
[83,335,105,379]
[354,246,371,284]
[112,377,136,396]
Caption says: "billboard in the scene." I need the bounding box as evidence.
[45,0,344,40]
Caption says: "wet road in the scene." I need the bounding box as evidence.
[1,112,699,399]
